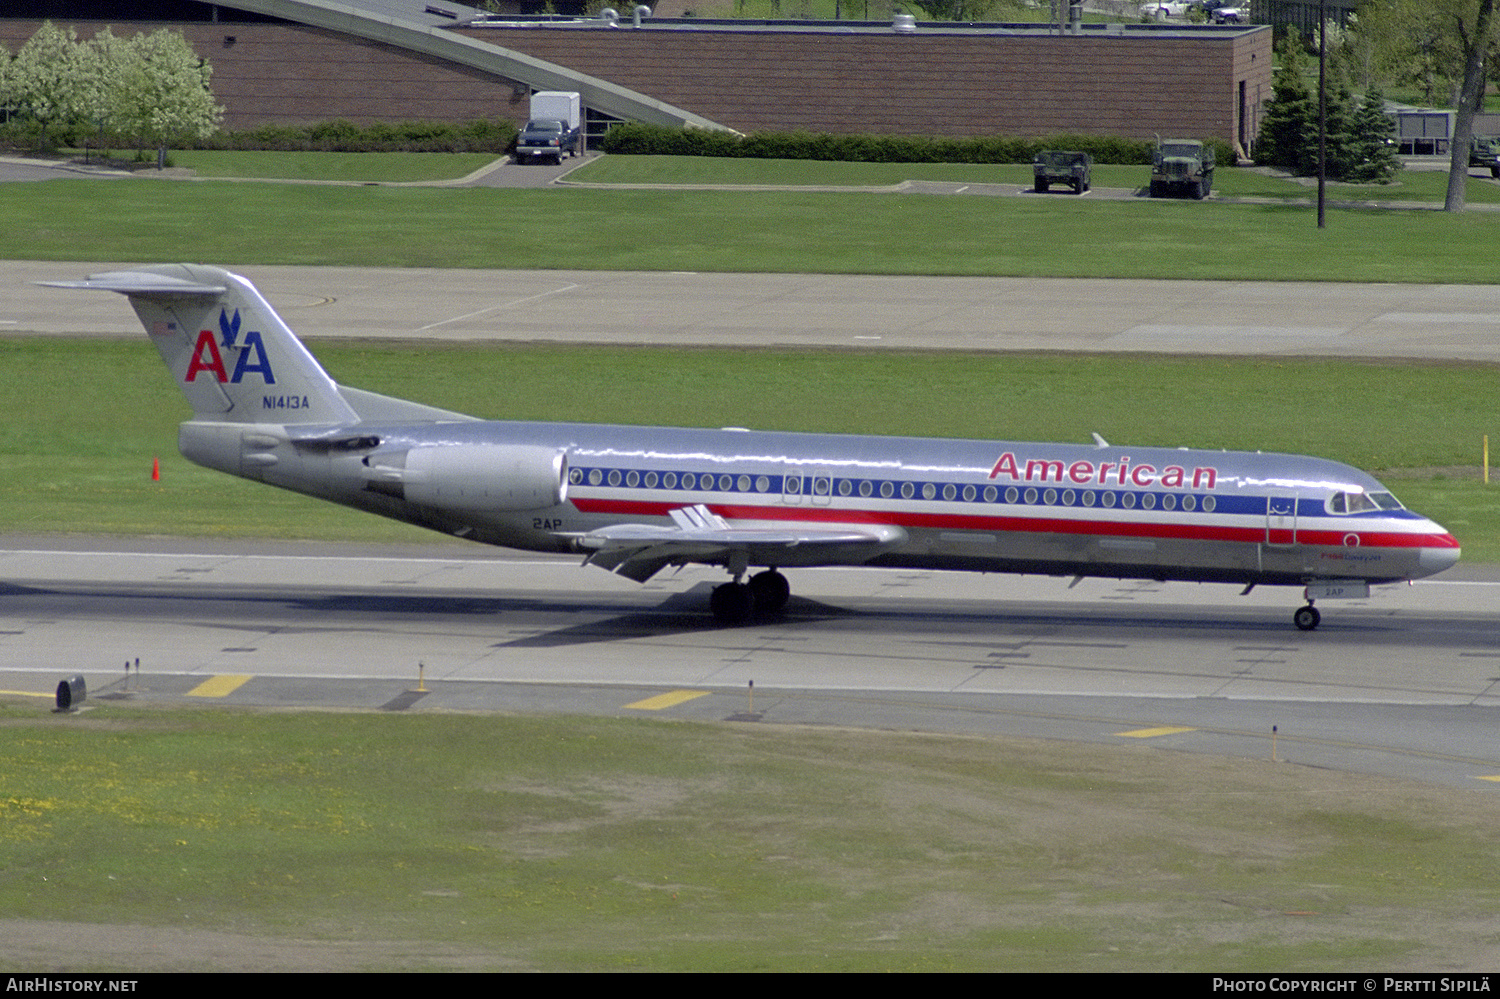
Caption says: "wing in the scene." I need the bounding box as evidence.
[572,504,907,582]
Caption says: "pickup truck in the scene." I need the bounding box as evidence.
[515,118,580,165]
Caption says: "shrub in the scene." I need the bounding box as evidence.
[596,123,1209,165]
[185,118,518,153]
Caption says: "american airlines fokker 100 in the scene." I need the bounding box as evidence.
[46,265,1461,631]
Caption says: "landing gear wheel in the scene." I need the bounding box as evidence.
[1034,179,1048,193]
[748,570,790,615]
[710,582,755,625]
[1293,605,1321,631]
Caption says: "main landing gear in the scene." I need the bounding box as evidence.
[710,569,790,625]
[1293,601,1321,632]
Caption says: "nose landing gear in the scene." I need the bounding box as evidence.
[1293,602,1321,632]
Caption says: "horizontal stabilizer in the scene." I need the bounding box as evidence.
[39,271,227,296]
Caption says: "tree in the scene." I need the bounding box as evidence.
[1255,39,1401,184]
[901,0,1000,20]
[1446,0,1497,211]
[4,21,90,151]
[1256,36,1315,171]
[109,29,223,168]
[1305,83,1361,180]
[79,28,130,144]
[1345,84,1402,183]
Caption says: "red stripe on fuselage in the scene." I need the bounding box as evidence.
[566,497,1458,550]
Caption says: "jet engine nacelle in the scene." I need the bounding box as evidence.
[401,444,568,511]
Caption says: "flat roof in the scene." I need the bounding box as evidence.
[462,15,1268,39]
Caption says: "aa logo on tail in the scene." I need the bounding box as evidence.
[185,309,276,385]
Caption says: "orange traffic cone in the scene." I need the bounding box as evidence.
[152,457,160,482]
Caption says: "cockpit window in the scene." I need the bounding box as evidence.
[1327,490,1404,515]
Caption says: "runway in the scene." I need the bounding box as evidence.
[4,261,1500,790]
[4,537,1500,788]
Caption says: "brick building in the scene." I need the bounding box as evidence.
[2,1,1272,152]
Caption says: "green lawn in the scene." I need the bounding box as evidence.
[570,154,1500,204]
[4,338,1496,559]
[3,178,1499,283]
[64,148,504,182]
[166,149,503,182]
[4,705,1497,971]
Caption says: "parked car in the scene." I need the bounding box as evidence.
[1032,150,1092,194]
[1187,1,1246,20]
[1140,1,1191,16]
[1471,135,1500,179]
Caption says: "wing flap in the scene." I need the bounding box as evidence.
[574,504,906,582]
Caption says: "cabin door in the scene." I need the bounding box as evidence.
[1265,491,1298,545]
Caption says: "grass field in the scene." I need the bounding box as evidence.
[139,147,1500,205]
[4,704,1499,972]
[3,337,1496,559]
[569,154,1500,205]
[4,176,1500,283]
[165,149,502,182]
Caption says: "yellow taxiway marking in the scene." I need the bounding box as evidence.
[624,690,710,711]
[0,689,56,699]
[187,674,254,698]
[1116,725,1198,739]
[1476,775,1500,783]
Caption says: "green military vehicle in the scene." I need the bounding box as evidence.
[1032,149,1092,194]
[1149,139,1215,199]
[1470,135,1500,179]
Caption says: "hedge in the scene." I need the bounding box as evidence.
[598,123,1237,167]
[0,117,519,155]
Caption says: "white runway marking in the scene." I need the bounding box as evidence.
[415,283,580,331]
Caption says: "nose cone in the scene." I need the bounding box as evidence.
[1415,521,1461,578]
[1418,539,1461,577]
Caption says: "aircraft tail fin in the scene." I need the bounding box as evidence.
[42,264,359,426]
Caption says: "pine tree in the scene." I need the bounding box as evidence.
[1255,37,1315,170]
[1345,85,1402,184]
[1300,84,1360,179]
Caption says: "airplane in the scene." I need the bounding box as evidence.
[44,264,1461,631]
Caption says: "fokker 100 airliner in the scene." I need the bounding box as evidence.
[46,265,1461,630]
